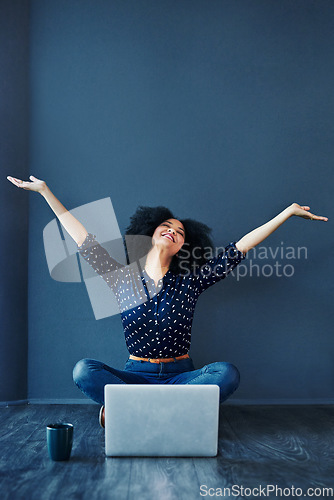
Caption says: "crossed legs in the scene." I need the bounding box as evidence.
[73,358,240,406]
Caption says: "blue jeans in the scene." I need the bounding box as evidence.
[73,357,240,406]
[73,358,240,405]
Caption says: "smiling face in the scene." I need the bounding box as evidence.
[152,218,185,256]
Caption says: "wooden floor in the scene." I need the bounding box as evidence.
[0,404,333,500]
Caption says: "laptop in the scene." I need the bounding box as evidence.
[104,384,220,457]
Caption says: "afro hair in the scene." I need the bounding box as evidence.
[123,205,215,275]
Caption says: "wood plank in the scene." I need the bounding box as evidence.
[0,404,333,500]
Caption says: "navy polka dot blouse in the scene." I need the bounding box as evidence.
[77,233,245,358]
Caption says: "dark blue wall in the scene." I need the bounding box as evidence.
[25,0,333,402]
[1,0,30,402]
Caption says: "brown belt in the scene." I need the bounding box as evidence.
[129,353,189,364]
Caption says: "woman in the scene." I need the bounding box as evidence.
[7,175,328,428]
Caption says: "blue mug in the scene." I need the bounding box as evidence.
[46,423,73,461]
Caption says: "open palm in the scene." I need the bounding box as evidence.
[290,203,328,222]
[7,175,46,194]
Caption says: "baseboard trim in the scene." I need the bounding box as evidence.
[28,399,98,405]
[0,399,29,407]
[1,398,334,406]
[227,398,334,405]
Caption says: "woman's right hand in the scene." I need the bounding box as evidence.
[7,175,47,194]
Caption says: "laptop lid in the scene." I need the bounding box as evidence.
[104,384,219,457]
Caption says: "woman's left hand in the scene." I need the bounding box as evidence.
[289,203,328,221]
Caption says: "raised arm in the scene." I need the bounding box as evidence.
[235,203,329,256]
[7,175,88,247]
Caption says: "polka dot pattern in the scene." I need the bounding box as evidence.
[78,233,245,358]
